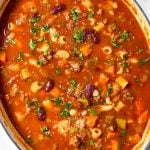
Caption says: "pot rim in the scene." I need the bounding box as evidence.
[0,0,150,150]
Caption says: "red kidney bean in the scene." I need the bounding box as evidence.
[83,29,100,44]
[51,3,66,14]
[45,79,55,92]
[85,84,95,99]
[38,107,46,121]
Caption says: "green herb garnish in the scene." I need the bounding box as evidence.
[123,54,128,60]
[41,126,50,137]
[72,47,84,61]
[88,11,94,18]
[138,57,150,66]
[70,79,77,87]
[26,100,35,107]
[55,66,61,75]
[30,28,39,34]
[137,48,144,53]
[89,109,97,116]
[29,39,37,50]
[71,8,79,22]
[89,139,95,146]
[120,129,127,137]
[73,30,84,43]
[29,16,40,24]
[26,137,32,143]
[42,24,50,32]
[60,102,73,117]
[8,39,16,44]
[37,58,43,66]
[120,60,129,72]
[106,83,113,97]
[60,108,70,117]
[50,97,62,107]
[16,51,24,61]
[120,31,129,41]
[111,40,120,48]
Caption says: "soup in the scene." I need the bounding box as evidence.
[0,0,150,149]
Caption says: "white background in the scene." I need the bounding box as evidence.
[0,0,150,150]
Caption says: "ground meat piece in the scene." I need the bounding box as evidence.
[16,14,27,25]
[69,61,82,72]
[69,136,81,148]
[74,86,84,98]
[94,139,102,150]
[121,89,134,102]
[75,119,85,129]
[39,55,49,65]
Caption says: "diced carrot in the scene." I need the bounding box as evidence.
[15,39,23,49]
[135,99,144,115]
[132,134,141,144]
[101,84,107,97]
[86,114,98,128]
[105,66,115,76]
[138,110,149,124]
[50,87,60,97]
[115,76,128,89]
[0,51,6,62]
[111,140,119,150]
[107,132,117,139]
[80,44,92,57]
[99,73,109,85]
[43,100,54,110]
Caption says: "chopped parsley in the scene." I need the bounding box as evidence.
[16,51,24,61]
[71,8,79,22]
[123,54,128,60]
[111,40,120,48]
[60,108,70,117]
[53,32,59,38]
[73,30,84,43]
[120,31,129,41]
[55,66,61,75]
[29,39,37,50]
[37,58,43,66]
[29,16,40,24]
[30,28,39,34]
[64,102,73,109]
[26,100,35,107]
[88,11,94,18]
[120,129,127,137]
[106,83,113,97]
[60,102,73,117]
[8,39,16,45]
[89,109,97,116]
[70,79,77,87]
[72,47,84,60]
[138,57,150,66]
[26,137,32,143]
[42,24,50,32]
[41,126,50,137]
[89,139,95,146]
[120,60,129,72]
[137,48,144,53]
[50,97,62,107]
[35,105,41,114]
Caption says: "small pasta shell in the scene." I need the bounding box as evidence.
[91,128,102,139]
[102,46,112,55]
[56,50,70,59]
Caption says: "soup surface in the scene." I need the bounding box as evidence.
[0,0,150,150]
